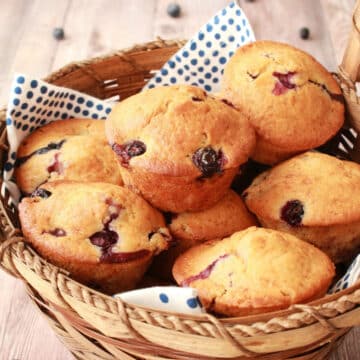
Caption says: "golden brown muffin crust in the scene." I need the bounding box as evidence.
[169,189,257,242]
[244,152,360,226]
[150,190,257,280]
[15,119,123,193]
[221,41,344,152]
[19,181,171,264]
[106,85,256,177]
[173,227,335,316]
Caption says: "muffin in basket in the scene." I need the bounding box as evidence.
[221,41,344,165]
[106,85,255,212]
[173,227,335,316]
[15,118,123,194]
[244,151,360,263]
[151,189,257,279]
[19,181,172,293]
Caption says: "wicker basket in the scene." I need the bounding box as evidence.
[2,3,360,359]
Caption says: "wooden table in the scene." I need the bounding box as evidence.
[0,1,358,359]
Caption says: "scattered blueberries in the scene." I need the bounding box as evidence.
[192,146,225,178]
[280,200,304,227]
[167,3,181,18]
[53,27,65,40]
[300,27,310,40]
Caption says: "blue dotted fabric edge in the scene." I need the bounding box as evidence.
[330,254,360,293]
[144,1,255,93]
[2,74,114,204]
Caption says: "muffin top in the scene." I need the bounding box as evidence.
[244,152,360,227]
[15,119,123,194]
[106,85,255,177]
[19,181,171,264]
[168,189,257,243]
[173,227,334,316]
[221,41,344,151]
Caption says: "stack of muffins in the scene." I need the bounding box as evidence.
[16,40,360,317]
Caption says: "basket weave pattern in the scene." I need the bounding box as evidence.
[1,22,360,360]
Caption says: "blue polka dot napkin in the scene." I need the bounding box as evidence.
[114,286,204,314]
[2,75,114,203]
[144,1,254,92]
[330,254,360,293]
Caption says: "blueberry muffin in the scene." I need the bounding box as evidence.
[151,190,257,279]
[15,119,123,194]
[19,181,172,293]
[221,41,344,164]
[173,227,335,316]
[106,85,255,212]
[244,152,360,263]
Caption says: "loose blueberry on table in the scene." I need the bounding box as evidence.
[167,3,181,18]
[299,27,310,40]
[53,27,65,40]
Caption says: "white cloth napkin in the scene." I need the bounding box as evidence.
[114,286,205,314]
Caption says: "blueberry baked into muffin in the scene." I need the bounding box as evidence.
[221,41,344,164]
[173,227,335,316]
[106,85,256,212]
[15,119,123,194]
[244,152,360,263]
[19,181,172,293]
[151,190,257,279]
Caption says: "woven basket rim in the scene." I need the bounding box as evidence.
[0,39,360,354]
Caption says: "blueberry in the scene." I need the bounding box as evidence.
[31,188,52,199]
[48,228,66,237]
[112,140,146,166]
[221,98,235,108]
[280,200,304,226]
[192,146,225,177]
[53,27,65,40]
[300,27,310,40]
[167,3,181,18]
[90,229,118,248]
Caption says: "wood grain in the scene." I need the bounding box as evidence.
[241,0,336,69]
[0,1,359,359]
[52,0,157,70]
[0,0,35,107]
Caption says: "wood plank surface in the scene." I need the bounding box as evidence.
[0,1,359,359]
